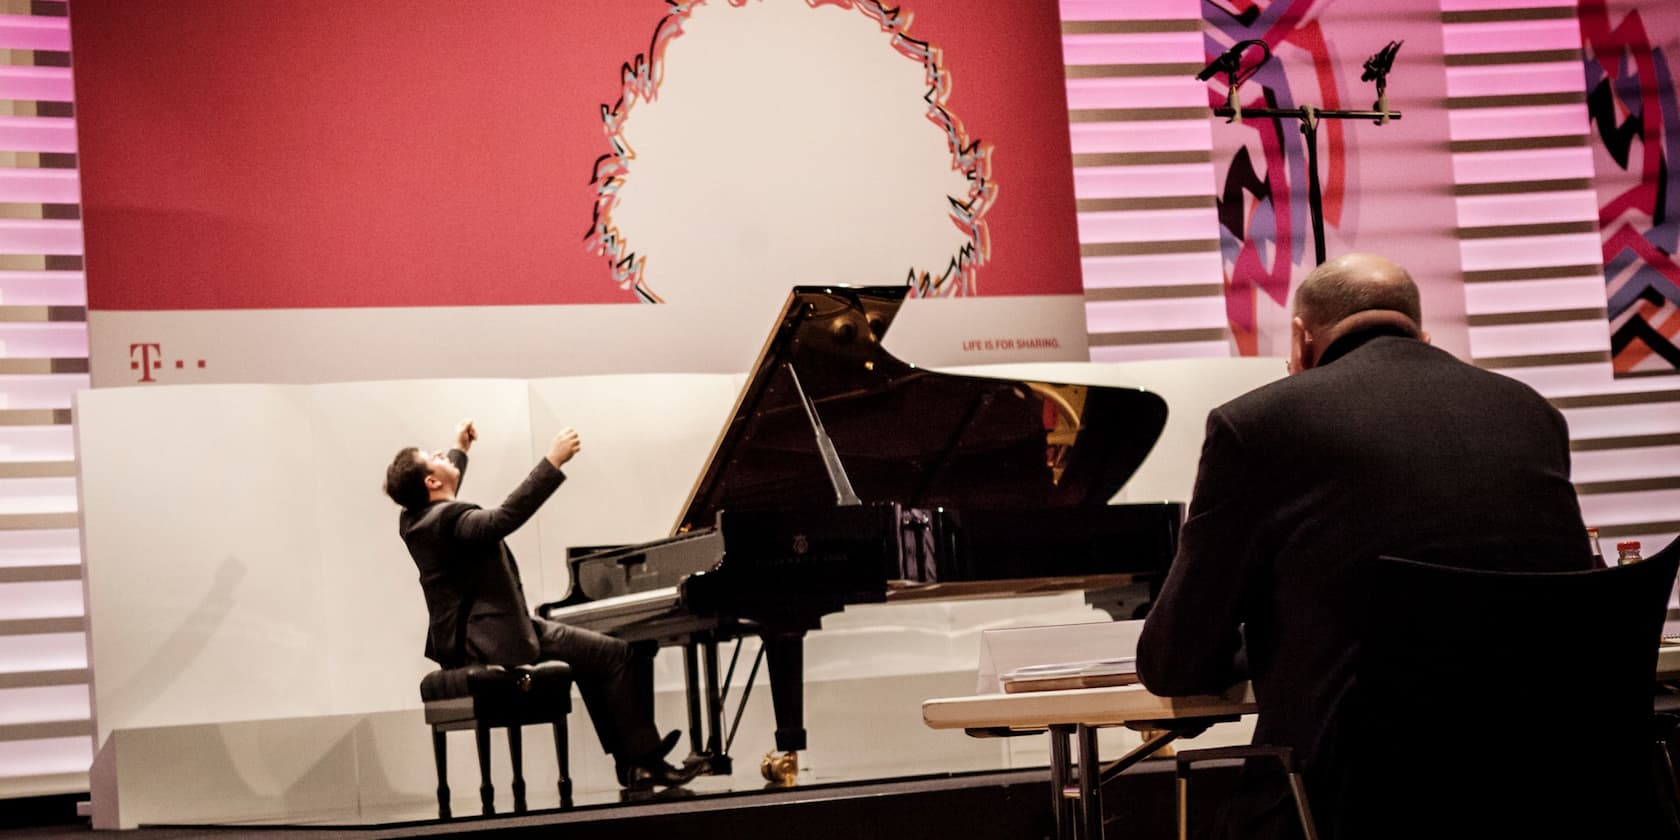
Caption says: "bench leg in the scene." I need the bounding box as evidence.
[553,720,573,809]
[431,728,451,820]
[475,724,495,815]
[508,725,527,813]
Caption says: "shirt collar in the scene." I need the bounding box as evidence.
[1315,322,1419,367]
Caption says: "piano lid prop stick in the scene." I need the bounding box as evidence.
[784,363,862,506]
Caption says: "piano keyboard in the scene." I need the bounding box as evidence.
[545,585,680,624]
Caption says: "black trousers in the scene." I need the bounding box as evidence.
[533,617,661,762]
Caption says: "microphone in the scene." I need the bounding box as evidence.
[1361,40,1403,84]
[1197,40,1270,123]
[1195,45,1242,82]
[1362,40,1403,125]
[1196,40,1260,82]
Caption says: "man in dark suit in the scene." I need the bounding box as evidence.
[384,420,698,790]
[1136,253,1591,838]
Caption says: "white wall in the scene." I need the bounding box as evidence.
[76,380,541,739]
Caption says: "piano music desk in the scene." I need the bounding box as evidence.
[927,644,1680,839]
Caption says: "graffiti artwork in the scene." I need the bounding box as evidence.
[1205,0,1349,356]
[1580,0,1680,376]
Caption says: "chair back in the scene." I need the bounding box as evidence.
[1330,538,1680,839]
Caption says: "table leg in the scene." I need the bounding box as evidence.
[1050,725,1075,840]
[1078,724,1103,839]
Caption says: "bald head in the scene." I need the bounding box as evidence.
[1287,253,1427,374]
[1292,253,1422,336]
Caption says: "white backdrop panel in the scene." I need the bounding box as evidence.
[77,386,326,742]
[306,379,536,715]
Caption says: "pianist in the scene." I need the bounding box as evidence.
[383,420,700,790]
[1135,253,1591,839]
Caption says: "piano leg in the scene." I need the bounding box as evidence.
[701,634,727,760]
[682,641,704,757]
[763,630,807,754]
[680,634,734,776]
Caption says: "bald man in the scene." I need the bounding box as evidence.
[1137,254,1591,839]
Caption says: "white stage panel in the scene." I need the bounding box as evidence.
[77,386,327,742]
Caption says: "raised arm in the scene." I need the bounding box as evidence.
[448,419,476,491]
[451,428,581,542]
[455,419,477,453]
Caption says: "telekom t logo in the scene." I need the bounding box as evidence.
[129,343,206,383]
[129,343,162,382]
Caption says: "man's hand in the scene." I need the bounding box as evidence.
[455,419,477,453]
[546,427,581,469]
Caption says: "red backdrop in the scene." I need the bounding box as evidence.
[69,0,1082,310]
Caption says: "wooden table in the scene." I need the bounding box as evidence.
[924,683,1252,840]
[926,644,1680,840]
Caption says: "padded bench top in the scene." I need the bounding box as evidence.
[420,661,573,702]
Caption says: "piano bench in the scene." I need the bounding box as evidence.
[419,662,574,819]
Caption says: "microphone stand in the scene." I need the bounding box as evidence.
[1203,40,1270,124]
[1208,41,1404,266]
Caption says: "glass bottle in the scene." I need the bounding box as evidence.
[1616,540,1644,566]
[1587,527,1606,568]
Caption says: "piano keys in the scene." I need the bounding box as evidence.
[540,285,1181,779]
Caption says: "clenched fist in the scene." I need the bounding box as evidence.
[546,427,581,469]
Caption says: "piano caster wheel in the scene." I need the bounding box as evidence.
[760,751,799,786]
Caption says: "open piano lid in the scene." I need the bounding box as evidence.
[671,285,1169,536]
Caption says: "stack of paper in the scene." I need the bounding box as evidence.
[1000,658,1139,693]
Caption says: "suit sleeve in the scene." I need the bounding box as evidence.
[451,458,567,543]
[1136,407,1258,696]
[1545,402,1573,479]
[449,449,468,490]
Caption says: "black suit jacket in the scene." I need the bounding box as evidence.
[400,450,566,668]
[1137,328,1590,838]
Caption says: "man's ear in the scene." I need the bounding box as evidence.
[1289,316,1313,374]
[423,473,442,491]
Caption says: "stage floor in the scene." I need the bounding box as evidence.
[135,767,1060,837]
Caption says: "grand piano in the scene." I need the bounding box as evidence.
[539,285,1181,779]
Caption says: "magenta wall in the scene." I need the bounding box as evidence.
[68,0,1084,309]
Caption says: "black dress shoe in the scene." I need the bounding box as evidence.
[616,730,689,789]
[618,759,703,790]
[618,783,697,803]
[615,761,646,790]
